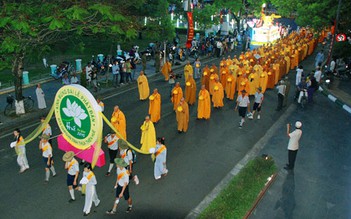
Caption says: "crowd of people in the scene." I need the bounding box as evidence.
[10,27,323,216]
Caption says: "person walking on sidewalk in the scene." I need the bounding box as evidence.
[12,128,29,173]
[39,134,56,182]
[106,158,133,214]
[35,83,46,109]
[235,90,250,128]
[284,121,302,171]
[104,133,119,176]
[80,163,100,216]
[62,151,80,203]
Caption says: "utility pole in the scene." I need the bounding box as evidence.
[327,0,342,65]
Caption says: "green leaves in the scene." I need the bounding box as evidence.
[49,18,64,30]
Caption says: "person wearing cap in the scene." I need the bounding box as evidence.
[176,97,189,133]
[171,82,183,111]
[197,85,211,120]
[80,163,100,216]
[118,139,139,186]
[212,78,224,109]
[284,121,303,170]
[235,89,250,128]
[140,115,156,153]
[63,151,79,202]
[39,134,56,182]
[104,133,119,176]
[106,158,133,214]
[149,88,161,123]
[150,137,168,180]
[250,87,264,120]
[276,80,286,111]
[185,73,197,106]
[137,71,150,101]
[111,106,127,140]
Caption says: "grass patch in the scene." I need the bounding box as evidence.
[199,156,277,219]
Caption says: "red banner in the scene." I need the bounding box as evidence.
[186,12,194,49]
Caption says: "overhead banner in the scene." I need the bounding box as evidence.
[186,11,194,49]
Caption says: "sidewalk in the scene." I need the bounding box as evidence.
[0,55,200,133]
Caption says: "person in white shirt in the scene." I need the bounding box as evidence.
[106,158,133,214]
[39,134,56,182]
[13,128,29,173]
[329,58,336,73]
[276,80,286,111]
[235,89,250,128]
[104,133,119,176]
[295,65,303,86]
[314,67,322,83]
[118,139,139,185]
[250,87,264,120]
[62,151,79,203]
[80,163,100,216]
[284,121,302,170]
[70,72,79,84]
[150,137,168,180]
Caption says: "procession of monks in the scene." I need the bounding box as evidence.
[110,29,318,150]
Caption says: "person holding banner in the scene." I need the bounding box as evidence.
[80,163,100,216]
[150,137,168,180]
[12,128,29,173]
[104,133,119,176]
[106,158,133,214]
[39,134,56,183]
[63,151,80,203]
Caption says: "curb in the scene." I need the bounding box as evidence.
[0,77,55,95]
[185,104,296,219]
[319,86,351,114]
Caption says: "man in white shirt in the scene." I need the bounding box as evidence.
[295,65,303,86]
[284,121,302,170]
[276,80,286,111]
[314,67,322,83]
[104,133,119,176]
[63,151,80,203]
[235,89,250,128]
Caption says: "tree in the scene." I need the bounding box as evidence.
[0,1,142,114]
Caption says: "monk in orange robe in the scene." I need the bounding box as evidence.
[201,65,210,91]
[111,105,127,140]
[259,71,268,93]
[161,60,172,81]
[137,71,149,100]
[248,71,259,95]
[176,97,189,133]
[185,73,197,105]
[184,61,193,82]
[209,69,219,95]
[225,73,236,100]
[197,85,211,120]
[171,82,183,111]
[212,79,224,108]
[219,65,228,89]
[149,88,161,123]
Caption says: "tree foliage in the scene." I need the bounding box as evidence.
[0,0,172,103]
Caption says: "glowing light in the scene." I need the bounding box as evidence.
[144,17,147,26]
[171,13,174,21]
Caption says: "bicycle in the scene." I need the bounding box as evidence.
[4,95,34,116]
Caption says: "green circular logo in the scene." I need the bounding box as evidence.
[54,85,101,149]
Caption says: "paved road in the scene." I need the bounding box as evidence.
[2,51,285,219]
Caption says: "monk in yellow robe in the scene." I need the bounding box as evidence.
[266,66,275,89]
[176,97,189,133]
[140,115,156,152]
[184,61,193,82]
[237,74,250,96]
[211,64,218,75]
[259,71,268,93]
[284,54,291,74]
[137,71,150,100]
[197,85,211,120]
[212,79,224,108]
[111,105,127,140]
[161,60,172,81]
[220,65,228,89]
[201,65,210,91]
[185,74,197,105]
[248,71,259,95]
[171,82,183,111]
[225,73,236,100]
[149,88,161,123]
[209,70,219,95]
